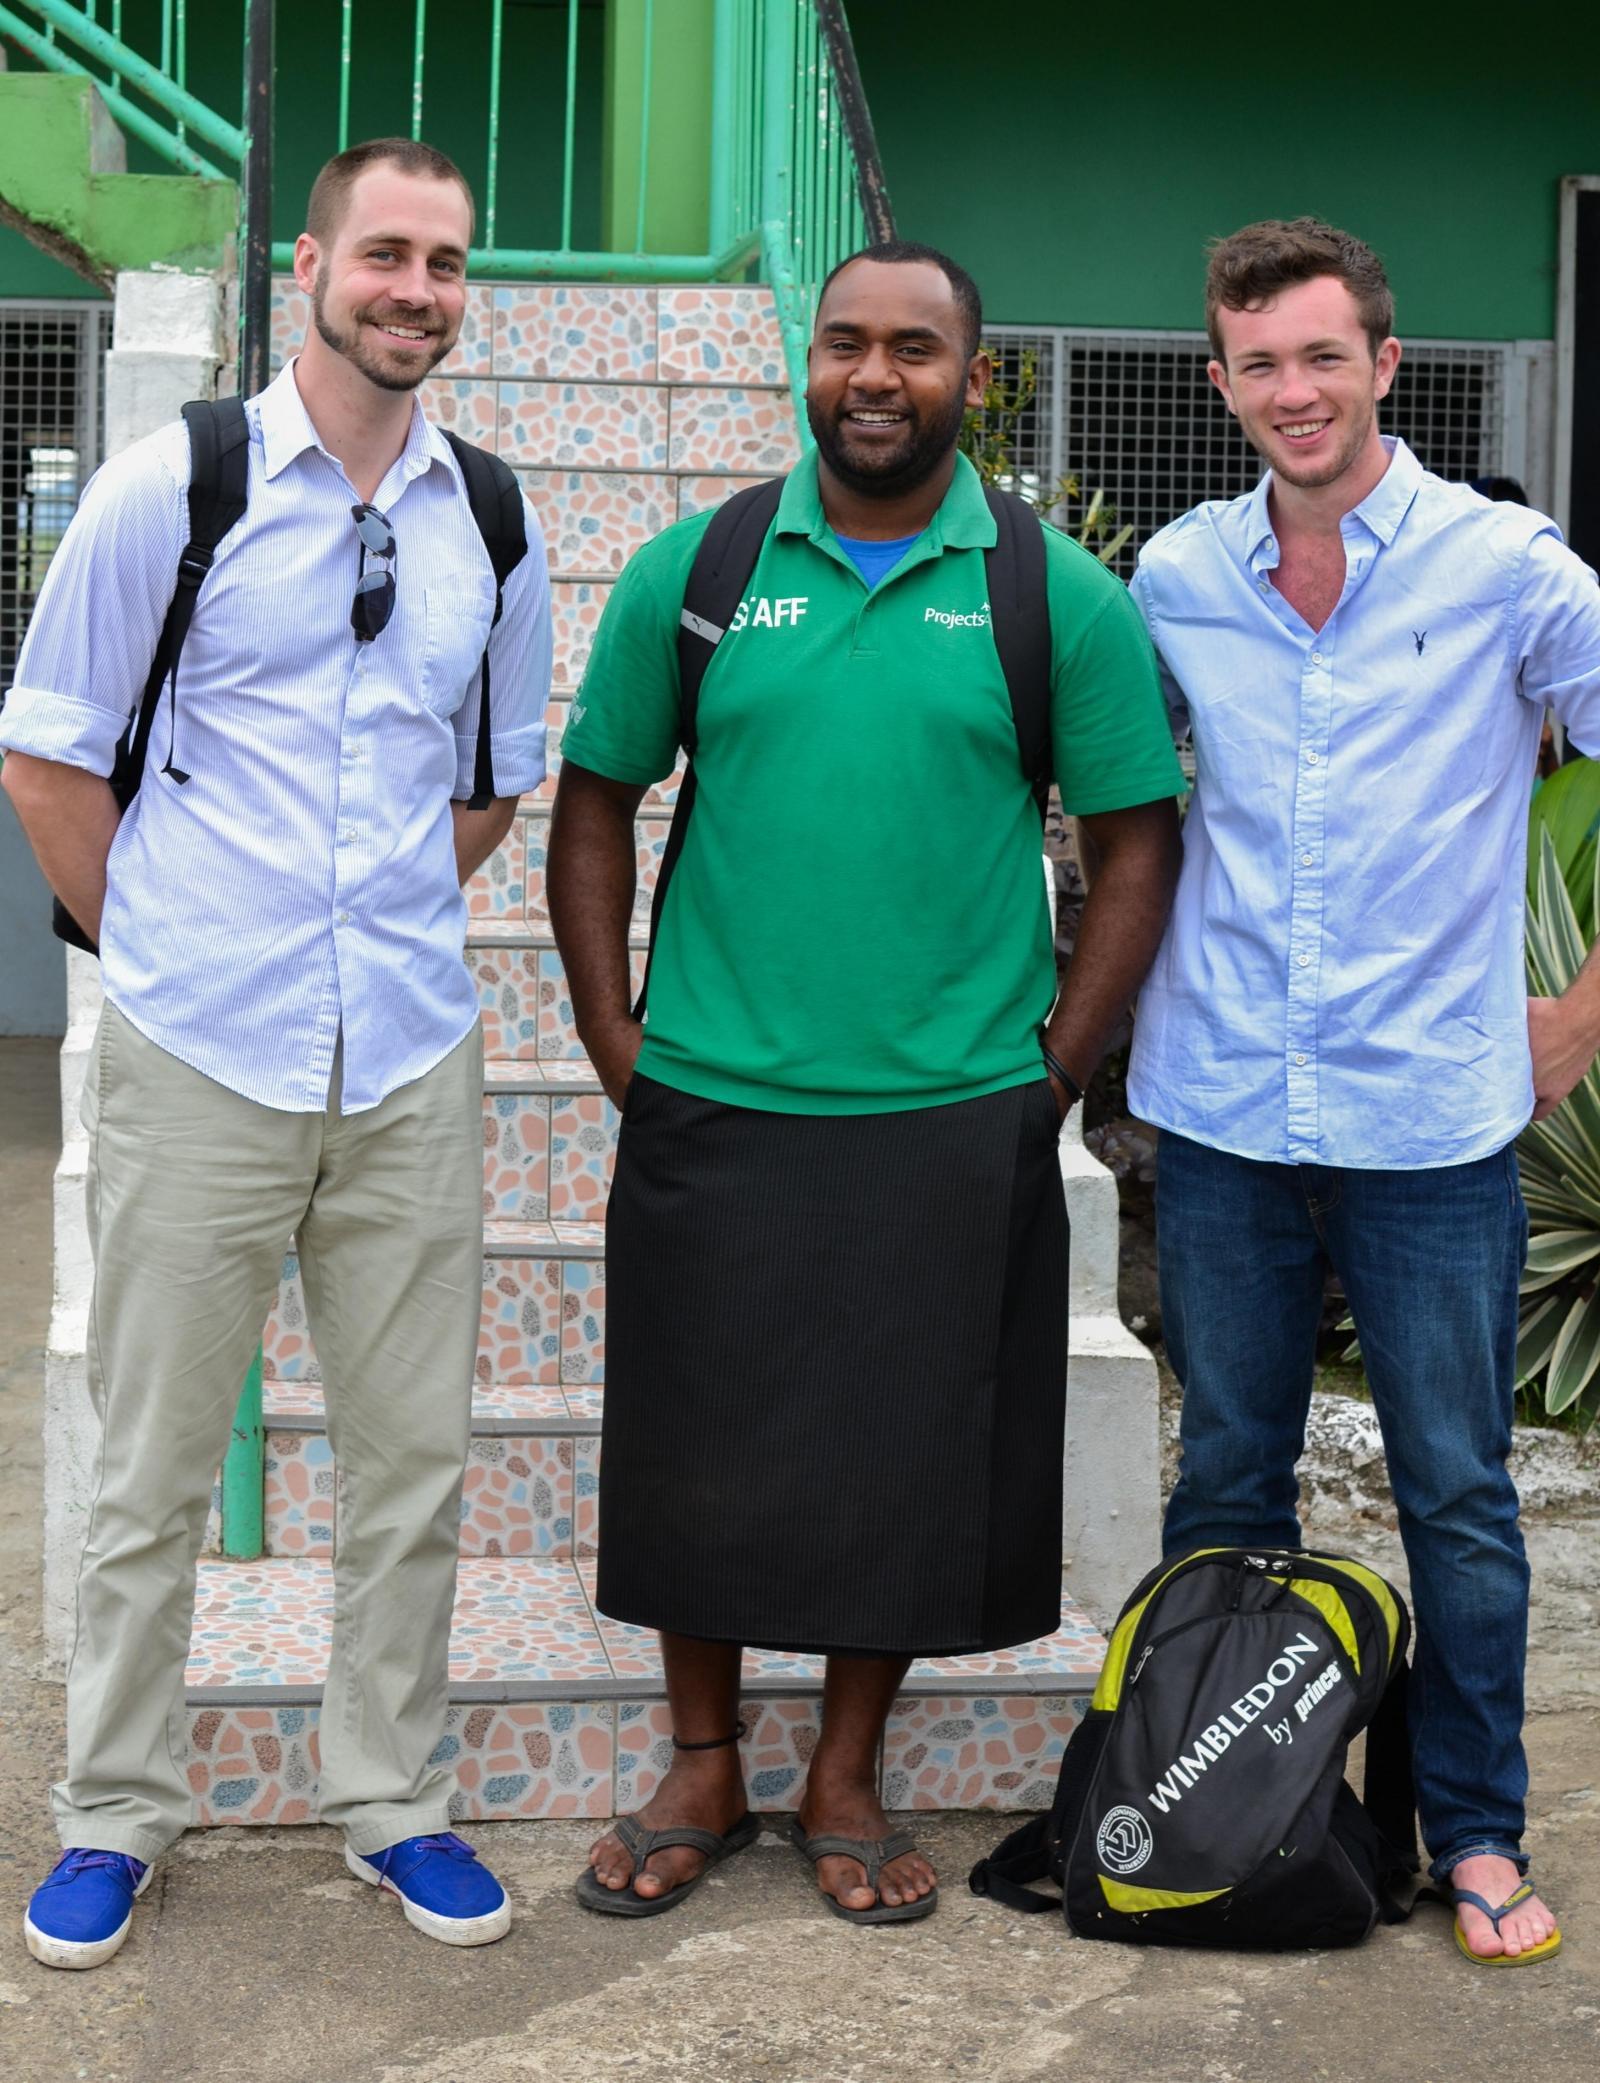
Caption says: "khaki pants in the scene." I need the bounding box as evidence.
[55,1003,483,1861]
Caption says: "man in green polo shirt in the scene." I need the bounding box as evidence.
[549,242,1184,1925]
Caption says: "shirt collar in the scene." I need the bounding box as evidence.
[1244,435,1423,562]
[252,358,449,489]
[773,446,998,551]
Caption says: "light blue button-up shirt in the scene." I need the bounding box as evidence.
[1127,438,1600,1169]
[0,362,552,1114]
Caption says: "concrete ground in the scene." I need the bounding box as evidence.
[0,1038,1595,2083]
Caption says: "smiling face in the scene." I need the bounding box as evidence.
[295,162,470,393]
[805,258,989,498]
[1209,274,1401,492]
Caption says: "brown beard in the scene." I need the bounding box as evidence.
[311,266,456,393]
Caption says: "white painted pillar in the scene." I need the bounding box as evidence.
[1049,858,1161,1626]
[42,269,226,1668]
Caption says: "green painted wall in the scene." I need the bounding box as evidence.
[850,0,1600,340]
[603,0,714,255]
[1,0,606,296]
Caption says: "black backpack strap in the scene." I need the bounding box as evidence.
[631,476,785,1019]
[52,393,249,954]
[1362,1649,1420,1883]
[982,485,1053,822]
[145,395,251,789]
[442,431,530,809]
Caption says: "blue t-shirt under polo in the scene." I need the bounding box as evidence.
[832,530,924,589]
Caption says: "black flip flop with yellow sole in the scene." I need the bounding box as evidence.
[574,1810,760,1917]
[787,1819,939,1925]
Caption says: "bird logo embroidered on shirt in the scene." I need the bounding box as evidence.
[1413,630,1427,656]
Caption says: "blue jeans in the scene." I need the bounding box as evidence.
[1157,1130,1532,1883]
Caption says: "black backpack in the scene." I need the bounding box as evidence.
[52,394,527,954]
[634,475,1052,1015]
[969,1546,1420,1951]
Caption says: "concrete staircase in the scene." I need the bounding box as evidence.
[53,279,1151,1831]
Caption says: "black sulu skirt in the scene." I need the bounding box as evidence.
[595,1072,1070,1658]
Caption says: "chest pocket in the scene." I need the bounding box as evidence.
[422,570,497,719]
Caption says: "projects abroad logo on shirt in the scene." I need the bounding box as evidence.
[925,602,992,629]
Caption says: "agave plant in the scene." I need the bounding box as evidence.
[1517,823,1600,1428]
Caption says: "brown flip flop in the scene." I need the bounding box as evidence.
[575,1810,760,1917]
[786,1819,939,1924]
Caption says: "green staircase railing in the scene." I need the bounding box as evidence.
[2,1,894,407]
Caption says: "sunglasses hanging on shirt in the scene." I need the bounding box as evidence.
[350,502,397,642]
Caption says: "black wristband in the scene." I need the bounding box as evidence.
[1040,1040,1083,1105]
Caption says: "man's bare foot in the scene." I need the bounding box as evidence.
[586,1747,748,1901]
[796,1763,937,1913]
[1451,1853,1559,1960]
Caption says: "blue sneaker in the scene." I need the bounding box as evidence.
[345,1832,511,1945]
[24,1849,152,1970]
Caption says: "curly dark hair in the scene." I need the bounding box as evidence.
[1205,217,1394,362]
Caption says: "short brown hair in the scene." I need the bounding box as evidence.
[1205,217,1394,362]
[306,138,475,247]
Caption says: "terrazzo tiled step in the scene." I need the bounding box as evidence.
[466,804,672,930]
[182,1554,1105,1824]
[262,1220,610,1389]
[255,1374,601,1562]
[484,1071,617,1224]
[467,925,648,1064]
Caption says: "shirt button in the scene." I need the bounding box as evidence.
[1305,750,1319,765]
[1301,852,1313,866]
[1258,579,1270,592]
[337,910,351,926]
[1297,954,1311,968]
[1294,1052,1308,1066]
[1311,650,1324,664]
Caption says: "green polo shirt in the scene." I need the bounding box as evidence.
[563,450,1184,1114]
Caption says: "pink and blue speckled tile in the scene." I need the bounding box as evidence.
[420,377,499,451]
[498,383,667,471]
[614,1696,821,1813]
[560,1258,606,1383]
[493,286,658,381]
[187,1557,613,1689]
[263,1432,338,1557]
[458,1435,571,1557]
[521,470,675,576]
[881,1694,1089,1812]
[466,821,526,919]
[549,1093,617,1224]
[270,276,308,376]
[912,1608,1105,1685]
[573,1433,601,1558]
[658,287,786,386]
[483,1093,550,1221]
[472,947,542,1058]
[188,1698,615,1823]
[552,580,612,686]
[262,1249,318,1382]
[437,284,494,378]
[677,473,775,522]
[537,948,585,1060]
[668,387,799,474]
[477,1254,561,1384]
[564,1385,605,1424]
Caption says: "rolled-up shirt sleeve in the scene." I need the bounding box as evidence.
[451,490,553,801]
[0,432,186,775]
[1517,524,1600,755]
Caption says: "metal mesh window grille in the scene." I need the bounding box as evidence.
[1,302,111,688]
[975,326,1508,576]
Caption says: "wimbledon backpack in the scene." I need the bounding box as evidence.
[52,394,526,955]
[969,1546,1420,1951]
[635,474,1053,1015]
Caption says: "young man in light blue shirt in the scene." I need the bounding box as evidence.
[1129,217,1600,1966]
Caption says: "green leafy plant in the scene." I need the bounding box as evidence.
[959,348,1132,565]
[1516,824,1600,1431]
[1527,757,1600,942]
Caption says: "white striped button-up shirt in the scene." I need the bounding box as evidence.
[0,362,552,1113]
[1128,439,1600,1169]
